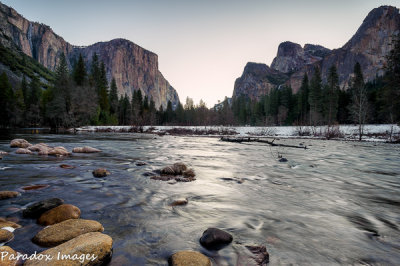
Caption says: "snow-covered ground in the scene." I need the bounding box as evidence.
[73,124,400,142]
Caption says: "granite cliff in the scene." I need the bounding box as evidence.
[0,1,179,109]
[234,5,400,99]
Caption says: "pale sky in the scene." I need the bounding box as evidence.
[2,0,399,107]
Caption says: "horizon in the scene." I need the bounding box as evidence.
[2,0,399,107]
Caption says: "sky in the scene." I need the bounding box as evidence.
[2,0,399,107]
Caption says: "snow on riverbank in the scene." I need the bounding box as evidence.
[73,124,400,142]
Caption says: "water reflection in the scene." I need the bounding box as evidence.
[0,133,400,265]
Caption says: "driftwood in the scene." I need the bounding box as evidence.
[220,137,307,149]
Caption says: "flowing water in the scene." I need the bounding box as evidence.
[0,132,400,265]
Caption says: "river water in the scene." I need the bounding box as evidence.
[0,132,399,265]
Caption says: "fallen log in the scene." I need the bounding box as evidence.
[220,137,307,149]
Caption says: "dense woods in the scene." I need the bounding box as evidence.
[0,38,399,129]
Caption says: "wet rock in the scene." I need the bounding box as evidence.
[0,246,18,266]
[245,245,269,265]
[38,204,81,226]
[0,191,20,200]
[169,199,188,206]
[47,146,70,157]
[24,232,113,266]
[92,168,110,177]
[169,250,211,266]
[278,157,288,162]
[21,184,49,191]
[23,198,64,218]
[175,176,196,182]
[152,163,196,182]
[60,164,76,169]
[200,228,233,250]
[28,143,51,152]
[135,161,147,166]
[0,229,14,243]
[0,221,21,229]
[161,163,188,175]
[0,151,8,155]
[33,219,104,247]
[183,169,195,177]
[15,148,32,154]
[10,139,31,148]
[72,146,101,153]
[151,175,173,181]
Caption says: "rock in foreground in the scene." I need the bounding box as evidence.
[10,139,30,148]
[24,232,113,266]
[200,228,233,250]
[0,229,14,243]
[169,250,211,266]
[0,246,18,265]
[38,204,81,226]
[23,198,64,218]
[72,146,101,153]
[0,191,20,200]
[33,219,104,247]
[92,168,110,178]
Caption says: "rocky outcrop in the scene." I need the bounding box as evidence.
[0,1,179,109]
[234,5,400,98]
[232,62,288,99]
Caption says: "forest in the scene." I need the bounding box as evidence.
[0,38,399,130]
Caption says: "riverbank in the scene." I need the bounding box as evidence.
[73,124,400,142]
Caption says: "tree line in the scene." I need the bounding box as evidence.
[0,37,399,129]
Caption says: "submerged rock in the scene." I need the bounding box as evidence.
[169,199,188,206]
[0,229,14,243]
[92,168,110,177]
[0,221,21,229]
[21,184,49,191]
[0,246,18,265]
[0,191,20,200]
[245,245,269,265]
[38,204,81,226]
[169,250,211,266]
[199,228,233,250]
[278,157,288,162]
[23,198,64,218]
[60,164,76,169]
[10,139,31,148]
[72,146,101,153]
[15,148,32,154]
[24,232,113,266]
[135,161,147,166]
[33,219,104,247]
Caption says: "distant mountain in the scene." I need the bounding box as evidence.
[233,5,400,99]
[0,1,179,109]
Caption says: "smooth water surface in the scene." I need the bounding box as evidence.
[0,132,400,265]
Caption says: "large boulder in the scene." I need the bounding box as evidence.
[199,228,233,250]
[0,246,18,266]
[72,146,101,153]
[23,198,64,218]
[33,219,104,247]
[10,139,31,148]
[0,191,20,200]
[38,204,81,226]
[169,250,211,266]
[15,148,32,154]
[24,232,113,266]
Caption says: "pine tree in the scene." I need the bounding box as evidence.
[297,74,309,124]
[308,67,322,126]
[98,62,109,112]
[109,78,119,115]
[73,53,87,86]
[325,65,339,127]
[0,72,15,127]
[21,75,28,107]
[27,75,42,126]
[89,53,100,88]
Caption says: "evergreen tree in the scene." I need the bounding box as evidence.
[109,78,119,115]
[324,65,339,127]
[297,74,309,124]
[21,75,28,107]
[0,72,15,127]
[89,53,100,88]
[308,67,322,126]
[98,62,109,112]
[73,53,87,86]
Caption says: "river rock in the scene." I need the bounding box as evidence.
[199,228,233,250]
[10,139,31,148]
[72,146,101,153]
[0,151,8,155]
[0,229,14,243]
[23,198,64,218]
[161,163,187,175]
[0,221,21,229]
[15,148,32,154]
[135,161,147,166]
[33,219,104,247]
[245,245,269,265]
[21,184,49,191]
[60,164,75,169]
[169,199,188,206]
[0,246,18,266]
[24,232,113,266]
[92,168,110,177]
[0,191,20,200]
[28,143,51,152]
[169,250,211,266]
[38,204,81,226]
[47,146,70,157]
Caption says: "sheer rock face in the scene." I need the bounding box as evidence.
[234,5,400,98]
[0,2,179,109]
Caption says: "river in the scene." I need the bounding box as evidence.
[1,132,399,265]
